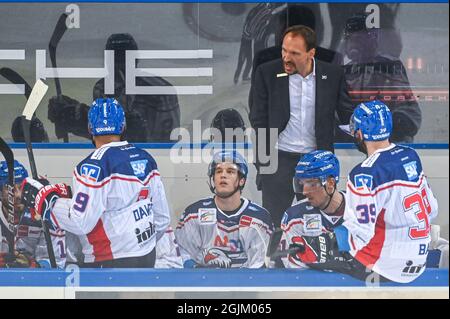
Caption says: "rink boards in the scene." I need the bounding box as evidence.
[0,268,448,299]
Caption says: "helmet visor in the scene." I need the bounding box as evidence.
[293,177,324,194]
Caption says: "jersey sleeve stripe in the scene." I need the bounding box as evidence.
[176,214,198,229]
[281,219,304,233]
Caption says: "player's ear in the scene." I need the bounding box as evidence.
[326,177,336,192]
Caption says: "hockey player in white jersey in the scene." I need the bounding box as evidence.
[155,226,183,268]
[176,151,273,268]
[21,98,170,268]
[0,160,66,268]
[280,150,345,269]
[292,101,439,283]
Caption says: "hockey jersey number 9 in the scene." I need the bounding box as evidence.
[52,141,170,263]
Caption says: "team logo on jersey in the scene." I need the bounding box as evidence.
[130,160,148,178]
[199,208,216,224]
[354,174,373,191]
[403,161,418,181]
[80,164,101,182]
[214,235,243,252]
[304,214,322,232]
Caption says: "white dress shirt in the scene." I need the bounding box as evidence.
[277,59,317,153]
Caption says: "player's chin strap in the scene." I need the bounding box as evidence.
[319,181,336,212]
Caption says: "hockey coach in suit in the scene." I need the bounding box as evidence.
[249,25,353,229]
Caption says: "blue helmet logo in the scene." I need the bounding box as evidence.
[0,160,28,188]
[351,100,393,141]
[294,150,340,183]
[88,98,126,136]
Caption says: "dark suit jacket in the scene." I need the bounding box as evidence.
[249,58,353,166]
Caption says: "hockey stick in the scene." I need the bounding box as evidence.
[265,227,304,259]
[49,13,69,143]
[0,137,16,253]
[0,67,32,99]
[21,79,58,268]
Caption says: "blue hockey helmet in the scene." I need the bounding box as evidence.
[0,160,28,188]
[293,150,339,194]
[208,150,248,179]
[88,98,126,136]
[350,100,393,141]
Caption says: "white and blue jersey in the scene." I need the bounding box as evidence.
[52,141,170,263]
[280,198,344,269]
[175,197,273,268]
[0,208,66,268]
[334,144,438,283]
[15,210,66,268]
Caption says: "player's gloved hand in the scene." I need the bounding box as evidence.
[21,177,50,209]
[289,232,339,264]
[203,248,232,268]
[0,251,39,268]
[33,183,72,226]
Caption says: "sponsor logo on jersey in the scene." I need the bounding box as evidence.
[130,160,148,178]
[80,164,101,182]
[133,203,153,222]
[239,215,252,227]
[390,148,404,155]
[198,208,217,224]
[401,260,426,276]
[304,214,322,232]
[137,188,150,202]
[403,161,418,181]
[354,174,373,191]
[135,221,156,246]
[17,225,29,238]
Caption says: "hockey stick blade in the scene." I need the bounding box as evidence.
[22,79,48,121]
[49,13,69,142]
[20,80,57,268]
[0,67,32,99]
[49,13,68,97]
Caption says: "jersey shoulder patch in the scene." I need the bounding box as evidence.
[241,201,273,230]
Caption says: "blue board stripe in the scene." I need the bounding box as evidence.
[0,269,447,287]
